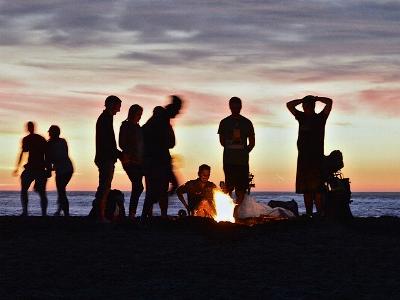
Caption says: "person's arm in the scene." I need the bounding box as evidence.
[219,134,225,147]
[286,98,303,116]
[12,150,24,176]
[316,96,333,116]
[176,184,190,214]
[217,121,225,147]
[44,141,52,178]
[248,135,255,153]
[247,121,255,152]
[118,123,127,152]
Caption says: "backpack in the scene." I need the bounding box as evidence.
[325,175,353,220]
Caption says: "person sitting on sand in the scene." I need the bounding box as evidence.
[176,164,217,217]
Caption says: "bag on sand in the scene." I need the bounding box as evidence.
[325,177,353,220]
[268,200,299,217]
[237,196,296,219]
[88,189,126,221]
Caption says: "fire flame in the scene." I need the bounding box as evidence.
[213,190,236,223]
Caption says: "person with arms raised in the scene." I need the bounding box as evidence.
[287,95,332,217]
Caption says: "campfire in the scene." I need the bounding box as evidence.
[213,190,236,223]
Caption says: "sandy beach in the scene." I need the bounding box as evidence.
[1,216,400,299]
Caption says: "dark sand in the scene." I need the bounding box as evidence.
[1,216,400,299]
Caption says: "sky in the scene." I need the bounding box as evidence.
[0,0,399,192]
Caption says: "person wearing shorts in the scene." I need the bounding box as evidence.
[218,97,255,208]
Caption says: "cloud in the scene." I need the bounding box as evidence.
[358,89,400,117]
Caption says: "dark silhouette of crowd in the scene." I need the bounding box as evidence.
[13,93,333,221]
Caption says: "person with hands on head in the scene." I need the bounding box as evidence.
[287,95,333,217]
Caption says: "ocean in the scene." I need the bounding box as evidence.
[0,191,399,217]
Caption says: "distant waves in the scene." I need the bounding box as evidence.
[0,191,399,217]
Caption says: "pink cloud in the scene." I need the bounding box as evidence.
[0,79,26,89]
[126,84,273,125]
[358,89,400,117]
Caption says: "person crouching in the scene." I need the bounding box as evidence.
[176,164,217,218]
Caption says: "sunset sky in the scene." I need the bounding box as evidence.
[0,1,399,192]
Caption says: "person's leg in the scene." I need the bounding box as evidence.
[34,171,48,216]
[56,172,73,216]
[20,170,34,216]
[95,162,115,222]
[223,164,234,196]
[125,165,144,218]
[141,174,154,219]
[314,192,325,216]
[304,193,314,216]
[158,167,170,218]
[54,173,62,216]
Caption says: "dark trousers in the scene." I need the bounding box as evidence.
[55,171,73,216]
[223,164,249,194]
[141,164,170,218]
[95,161,115,218]
[20,169,48,216]
[123,164,143,217]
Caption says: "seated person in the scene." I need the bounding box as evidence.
[176,164,217,217]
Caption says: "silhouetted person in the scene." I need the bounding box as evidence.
[287,95,332,217]
[176,164,217,217]
[94,95,122,222]
[218,97,255,211]
[141,96,183,219]
[13,122,50,216]
[119,104,144,220]
[47,125,74,216]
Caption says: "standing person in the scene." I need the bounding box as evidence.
[218,97,255,210]
[141,96,183,220]
[287,95,332,217]
[47,125,74,217]
[13,121,51,216]
[119,104,144,220]
[94,95,122,222]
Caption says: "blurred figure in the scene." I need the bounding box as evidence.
[47,125,74,216]
[119,104,144,220]
[176,164,217,217]
[13,121,51,216]
[218,97,255,209]
[94,95,122,222]
[141,96,183,219]
[287,95,332,217]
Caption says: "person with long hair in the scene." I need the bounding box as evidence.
[287,95,333,217]
[119,104,144,220]
[47,125,74,216]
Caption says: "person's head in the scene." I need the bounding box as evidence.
[165,95,183,118]
[229,97,242,116]
[302,95,316,115]
[127,104,143,123]
[153,106,164,116]
[104,95,122,115]
[198,164,211,183]
[48,125,61,140]
[26,121,35,134]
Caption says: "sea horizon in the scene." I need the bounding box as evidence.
[1,191,399,218]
